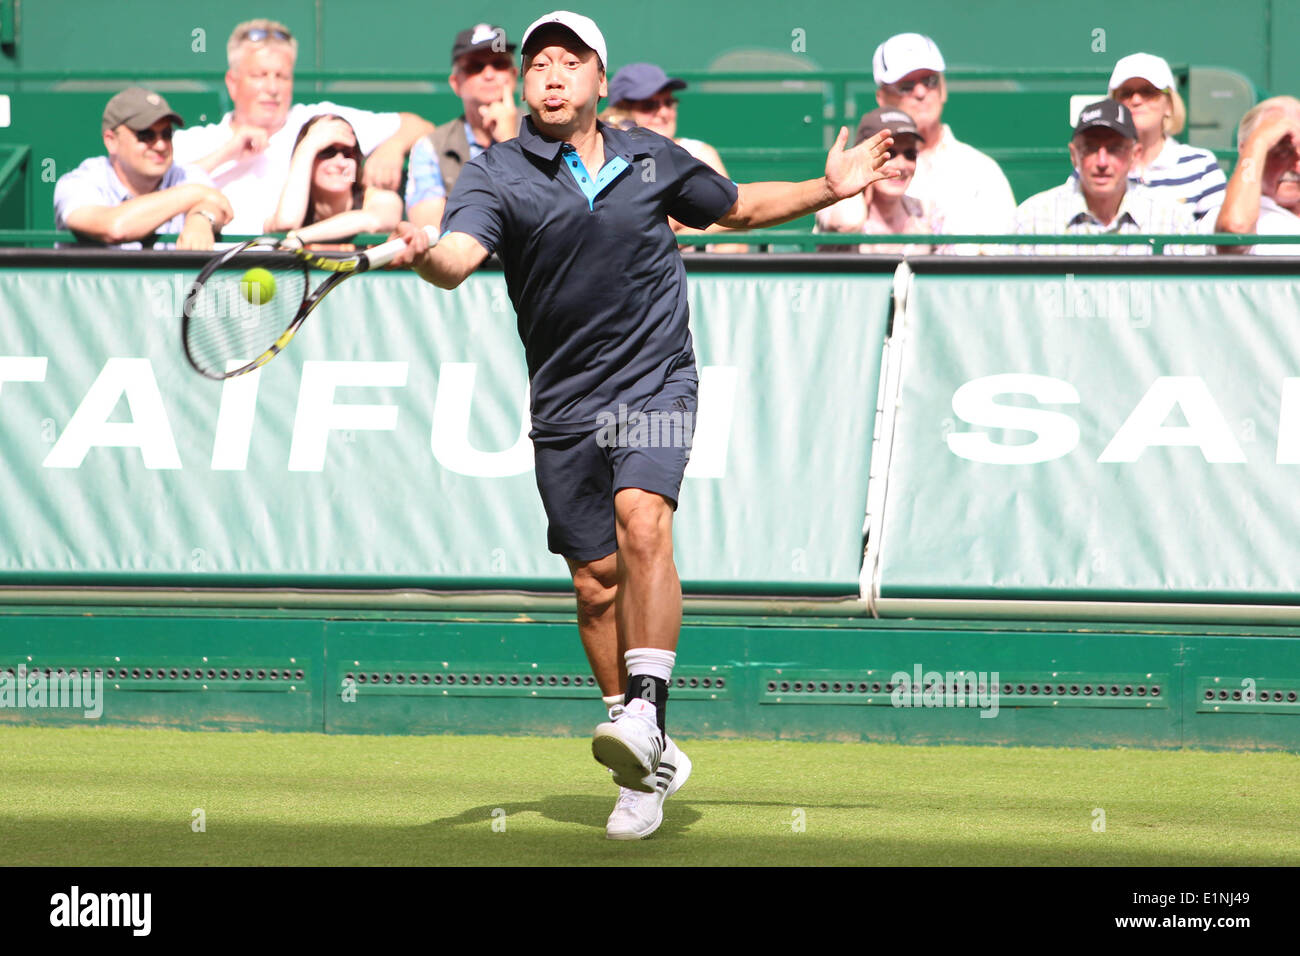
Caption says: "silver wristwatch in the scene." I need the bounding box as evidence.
[190,208,219,231]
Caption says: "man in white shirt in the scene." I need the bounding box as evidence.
[172,19,434,237]
[870,32,1017,251]
[1215,96,1300,254]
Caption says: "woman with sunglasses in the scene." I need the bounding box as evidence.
[1106,53,1226,220]
[815,108,945,254]
[265,114,402,248]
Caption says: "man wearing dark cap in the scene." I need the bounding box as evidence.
[1012,99,1200,254]
[607,63,714,165]
[816,106,945,253]
[54,87,232,249]
[388,10,894,840]
[606,61,744,251]
[406,24,520,231]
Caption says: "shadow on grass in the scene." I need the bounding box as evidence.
[1,799,1296,866]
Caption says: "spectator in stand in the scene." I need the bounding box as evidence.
[1215,97,1300,254]
[1107,52,1226,219]
[607,61,745,252]
[1013,99,1201,254]
[172,19,433,237]
[872,32,1016,251]
[54,87,231,249]
[609,63,727,173]
[264,115,402,248]
[815,107,944,253]
[406,23,521,233]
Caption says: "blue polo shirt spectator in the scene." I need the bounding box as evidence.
[442,116,737,432]
[404,120,486,211]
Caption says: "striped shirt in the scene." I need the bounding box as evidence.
[1129,137,1227,220]
[1012,177,1204,255]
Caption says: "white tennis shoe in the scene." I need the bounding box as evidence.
[592,698,663,792]
[605,735,692,840]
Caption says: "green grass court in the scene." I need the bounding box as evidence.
[2,726,1296,866]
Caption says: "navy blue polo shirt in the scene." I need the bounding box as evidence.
[441,116,739,432]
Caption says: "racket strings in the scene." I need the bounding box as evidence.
[184,259,309,376]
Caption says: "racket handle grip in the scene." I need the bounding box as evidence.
[364,224,440,270]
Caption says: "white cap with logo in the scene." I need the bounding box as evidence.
[1108,52,1175,92]
[872,33,946,86]
[521,10,608,70]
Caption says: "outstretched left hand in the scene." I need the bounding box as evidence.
[825,126,898,201]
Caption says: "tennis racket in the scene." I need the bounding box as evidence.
[181,225,438,380]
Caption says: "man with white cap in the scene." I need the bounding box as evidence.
[1106,52,1225,219]
[871,32,1016,249]
[388,10,895,840]
[1215,96,1300,254]
[1012,99,1200,254]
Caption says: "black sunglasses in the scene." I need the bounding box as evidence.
[885,73,940,95]
[133,126,174,145]
[885,147,918,161]
[460,56,515,75]
[241,27,293,43]
[317,144,360,161]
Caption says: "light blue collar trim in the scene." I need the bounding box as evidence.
[560,143,629,211]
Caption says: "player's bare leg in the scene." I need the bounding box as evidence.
[567,554,622,696]
[595,487,691,837]
[612,488,680,654]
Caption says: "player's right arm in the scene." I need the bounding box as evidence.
[388,222,489,288]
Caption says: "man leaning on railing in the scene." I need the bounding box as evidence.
[53,88,232,250]
[1215,96,1300,254]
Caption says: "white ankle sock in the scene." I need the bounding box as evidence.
[624,648,676,683]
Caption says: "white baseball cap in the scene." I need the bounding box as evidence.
[872,33,946,86]
[1108,52,1175,92]
[521,10,607,70]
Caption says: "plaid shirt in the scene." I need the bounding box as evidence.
[1012,177,1205,255]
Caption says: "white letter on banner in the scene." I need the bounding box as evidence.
[0,357,48,396]
[1098,376,1246,463]
[287,361,407,471]
[210,364,262,470]
[44,358,181,469]
[946,374,1080,464]
[1276,378,1300,464]
[684,366,738,479]
[430,363,532,477]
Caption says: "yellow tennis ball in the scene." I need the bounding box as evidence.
[240,267,276,305]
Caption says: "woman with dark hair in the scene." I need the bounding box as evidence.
[265,114,402,246]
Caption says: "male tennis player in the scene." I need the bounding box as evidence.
[389,10,895,840]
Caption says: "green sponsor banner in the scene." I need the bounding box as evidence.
[879,272,1300,604]
[0,266,888,595]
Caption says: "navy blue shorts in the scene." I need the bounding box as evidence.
[532,372,697,562]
